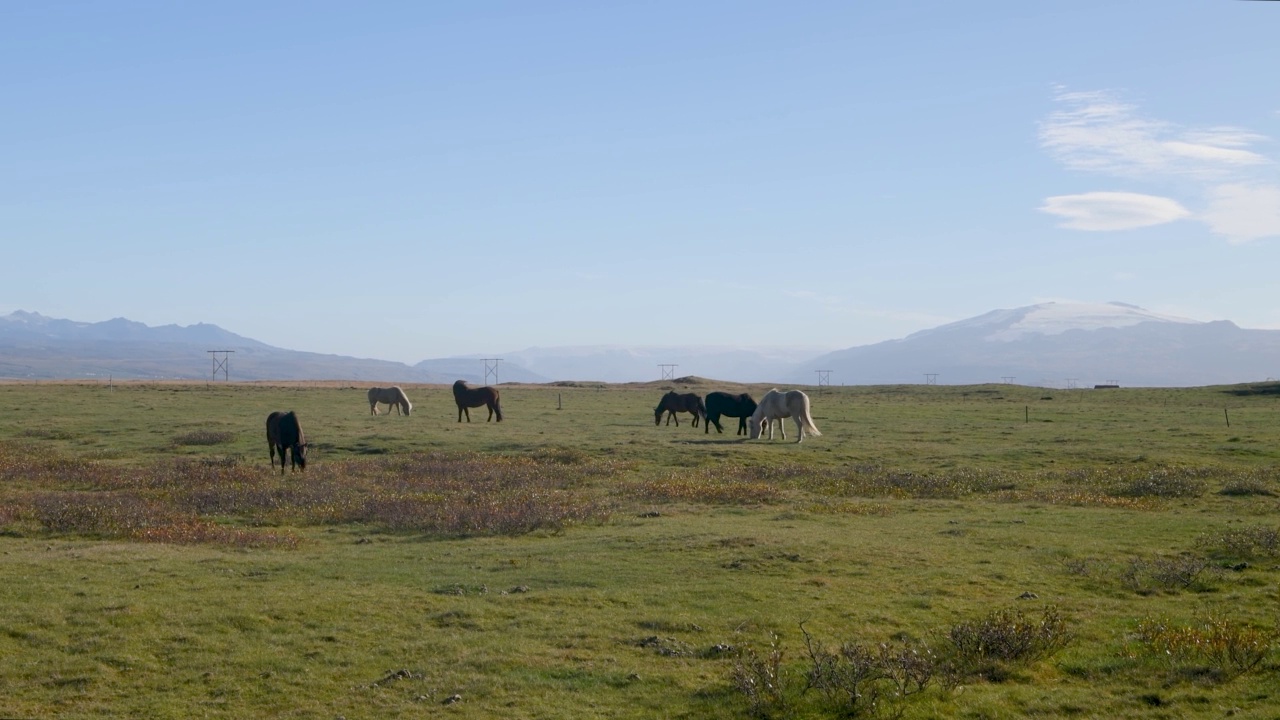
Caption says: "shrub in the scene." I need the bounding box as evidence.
[731,633,789,717]
[1109,467,1208,499]
[1196,525,1280,558]
[942,606,1070,681]
[1119,554,1216,593]
[1131,612,1276,680]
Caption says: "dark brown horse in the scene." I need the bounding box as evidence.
[266,411,307,474]
[654,391,706,427]
[453,380,503,422]
[704,391,758,435]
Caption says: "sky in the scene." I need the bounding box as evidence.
[3,1,1278,365]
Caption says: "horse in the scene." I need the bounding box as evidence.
[654,391,706,427]
[266,411,308,474]
[368,386,412,416]
[748,389,821,443]
[704,391,758,435]
[452,380,503,422]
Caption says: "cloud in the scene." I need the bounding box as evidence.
[1039,192,1191,231]
[1039,88,1277,243]
[1039,89,1270,179]
[1202,184,1280,244]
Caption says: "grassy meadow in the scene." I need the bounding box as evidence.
[1,379,1279,719]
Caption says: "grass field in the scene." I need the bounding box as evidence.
[1,379,1278,719]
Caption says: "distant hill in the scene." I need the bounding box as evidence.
[489,345,828,384]
[412,357,550,384]
[789,302,1280,387]
[0,311,449,382]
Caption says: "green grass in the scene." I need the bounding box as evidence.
[1,379,1279,718]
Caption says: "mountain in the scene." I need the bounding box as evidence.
[489,345,830,384]
[0,311,448,382]
[413,357,551,384]
[6,304,1278,387]
[791,302,1280,387]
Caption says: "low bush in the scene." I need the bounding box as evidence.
[1130,612,1276,681]
[731,608,1069,717]
[941,606,1071,682]
[1119,554,1216,593]
[1196,525,1280,558]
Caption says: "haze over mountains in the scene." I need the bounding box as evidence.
[2,303,1277,387]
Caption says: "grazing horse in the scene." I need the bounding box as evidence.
[368,386,412,416]
[654,391,706,427]
[452,380,503,422]
[748,389,821,443]
[266,411,308,474]
[704,391,758,435]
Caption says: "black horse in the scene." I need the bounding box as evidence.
[704,392,758,435]
[453,380,503,422]
[654,391,706,427]
[266,411,307,474]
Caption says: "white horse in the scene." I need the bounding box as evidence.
[748,389,821,443]
[368,386,412,416]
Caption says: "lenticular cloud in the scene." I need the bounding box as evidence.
[1039,191,1191,231]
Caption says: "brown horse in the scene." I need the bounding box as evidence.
[266,411,307,474]
[453,380,503,422]
[654,391,706,427]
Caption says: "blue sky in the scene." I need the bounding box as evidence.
[3,1,1277,364]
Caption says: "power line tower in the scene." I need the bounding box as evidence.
[923,373,938,385]
[658,364,678,381]
[208,350,234,382]
[1001,376,1016,384]
[815,370,832,388]
[482,358,502,386]
[1066,378,1078,390]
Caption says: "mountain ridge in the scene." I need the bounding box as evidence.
[3,303,1277,386]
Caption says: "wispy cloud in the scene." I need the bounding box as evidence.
[1038,88,1277,243]
[1040,192,1190,231]
[1039,89,1269,179]
[1202,183,1280,244]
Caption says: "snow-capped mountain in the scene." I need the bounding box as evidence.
[792,302,1279,387]
[919,302,1199,342]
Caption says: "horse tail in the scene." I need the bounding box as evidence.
[800,396,822,437]
[494,396,504,422]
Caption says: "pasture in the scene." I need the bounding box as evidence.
[1,379,1278,719]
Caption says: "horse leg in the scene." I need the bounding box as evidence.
[793,417,804,443]
[487,403,494,422]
